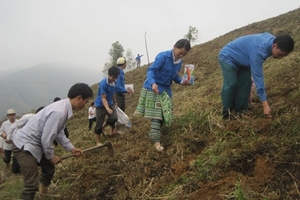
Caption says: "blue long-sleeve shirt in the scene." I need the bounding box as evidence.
[95,77,116,107]
[143,49,182,97]
[218,32,274,101]
[115,67,127,94]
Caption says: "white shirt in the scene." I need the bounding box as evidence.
[0,136,4,149]
[13,99,74,162]
[88,106,96,119]
[8,113,35,141]
[0,119,17,150]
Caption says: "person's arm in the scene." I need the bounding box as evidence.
[173,63,183,84]
[147,53,165,87]
[6,114,34,142]
[250,51,271,117]
[115,72,127,94]
[0,124,4,138]
[41,112,74,160]
[101,94,113,114]
[0,132,6,139]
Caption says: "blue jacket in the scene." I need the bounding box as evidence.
[219,32,275,101]
[95,77,115,107]
[115,67,127,94]
[143,49,182,98]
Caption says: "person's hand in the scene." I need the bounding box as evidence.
[107,108,113,115]
[1,132,7,139]
[5,139,11,143]
[127,88,133,94]
[114,102,118,107]
[181,79,191,86]
[71,148,83,157]
[262,101,272,118]
[51,155,62,164]
[152,83,159,94]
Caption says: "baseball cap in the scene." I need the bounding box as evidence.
[117,57,126,65]
[7,109,16,115]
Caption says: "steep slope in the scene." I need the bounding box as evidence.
[49,8,300,200]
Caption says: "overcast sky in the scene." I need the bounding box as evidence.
[0,0,299,71]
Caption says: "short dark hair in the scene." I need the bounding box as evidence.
[108,66,120,77]
[53,97,61,102]
[91,102,94,106]
[174,39,191,51]
[274,35,294,53]
[67,83,94,99]
[36,106,44,113]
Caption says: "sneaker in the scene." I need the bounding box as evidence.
[154,142,164,152]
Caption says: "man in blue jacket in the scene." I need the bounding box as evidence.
[115,57,132,112]
[219,33,294,120]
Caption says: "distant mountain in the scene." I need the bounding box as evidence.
[0,67,25,80]
[0,63,104,119]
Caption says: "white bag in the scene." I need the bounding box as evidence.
[116,107,130,125]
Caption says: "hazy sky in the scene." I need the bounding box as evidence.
[0,0,299,71]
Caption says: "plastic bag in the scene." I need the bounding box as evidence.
[182,64,195,85]
[159,91,173,127]
[116,107,130,125]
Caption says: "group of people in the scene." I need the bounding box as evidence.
[1,83,94,200]
[0,32,295,200]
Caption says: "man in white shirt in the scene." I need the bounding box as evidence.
[88,102,96,131]
[0,109,17,170]
[12,83,93,200]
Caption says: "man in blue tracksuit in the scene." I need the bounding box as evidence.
[115,57,132,112]
[219,32,294,120]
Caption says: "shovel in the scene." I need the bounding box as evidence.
[61,141,114,160]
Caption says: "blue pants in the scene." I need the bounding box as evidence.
[220,60,252,119]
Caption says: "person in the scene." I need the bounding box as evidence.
[94,66,120,146]
[5,107,45,174]
[135,39,192,152]
[12,83,93,200]
[218,33,294,120]
[135,54,143,68]
[53,97,69,146]
[0,122,5,160]
[115,57,133,112]
[115,57,133,131]
[88,102,96,131]
[0,109,17,170]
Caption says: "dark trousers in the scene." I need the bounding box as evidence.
[13,144,55,200]
[88,117,96,130]
[94,105,118,134]
[3,149,12,164]
[4,149,20,173]
[220,60,252,119]
[116,93,126,112]
[12,155,20,174]
[53,126,69,146]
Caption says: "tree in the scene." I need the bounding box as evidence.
[102,41,125,73]
[124,49,135,72]
[183,26,198,45]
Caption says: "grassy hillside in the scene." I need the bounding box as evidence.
[1,8,300,200]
